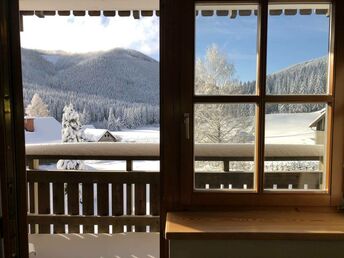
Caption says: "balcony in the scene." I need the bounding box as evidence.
[26,142,324,257]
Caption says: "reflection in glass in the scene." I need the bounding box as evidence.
[264,103,327,191]
[195,4,258,95]
[194,104,256,191]
[267,4,331,95]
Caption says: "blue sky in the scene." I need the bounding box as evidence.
[196,13,330,82]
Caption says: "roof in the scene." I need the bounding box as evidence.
[25,117,61,144]
[18,1,329,18]
[309,109,326,128]
[83,128,119,142]
[19,0,158,11]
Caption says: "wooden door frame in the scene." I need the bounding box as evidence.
[0,0,28,257]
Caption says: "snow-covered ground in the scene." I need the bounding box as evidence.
[265,111,321,144]
[27,111,323,171]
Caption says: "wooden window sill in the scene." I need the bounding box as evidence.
[165,208,344,240]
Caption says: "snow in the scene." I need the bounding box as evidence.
[111,127,159,143]
[41,54,60,64]
[25,117,61,144]
[265,111,322,144]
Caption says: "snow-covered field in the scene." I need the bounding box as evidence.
[28,111,323,172]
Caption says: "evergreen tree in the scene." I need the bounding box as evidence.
[57,104,85,170]
[25,93,49,117]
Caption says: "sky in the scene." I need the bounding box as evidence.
[20,15,160,60]
[196,11,330,82]
[21,10,330,82]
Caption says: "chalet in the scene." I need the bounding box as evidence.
[82,128,120,142]
[1,1,344,258]
[24,117,61,144]
[309,109,326,144]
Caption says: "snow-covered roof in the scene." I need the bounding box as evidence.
[83,128,119,142]
[265,111,322,145]
[25,117,61,144]
[309,109,326,128]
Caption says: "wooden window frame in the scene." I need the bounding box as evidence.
[179,0,344,207]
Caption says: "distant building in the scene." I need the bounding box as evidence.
[309,109,326,144]
[24,117,61,144]
[82,128,120,142]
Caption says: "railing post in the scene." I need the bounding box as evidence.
[28,159,40,233]
[126,159,133,231]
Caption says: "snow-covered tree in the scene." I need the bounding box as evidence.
[195,45,254,144]
[80,106,92,125]
[25,93,49,117]
[107,107,123,131]
[57,103,85,170]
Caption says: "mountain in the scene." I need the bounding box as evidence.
[21,48,160,129]
[21,48,159,105]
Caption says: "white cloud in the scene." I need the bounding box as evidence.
[20,15,159,58]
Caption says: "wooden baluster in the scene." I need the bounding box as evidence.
[135,182,146,232]
[53,181,65,233]
[82,182,94,233]
[112,182,123,233]
[126,160,133,232]
[28,159,36,233]
[34,159,50,233]
[150,178,160,232]
[67,182,80,233]
[97,182,109,233]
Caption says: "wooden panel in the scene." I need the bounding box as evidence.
[118,11,131,17]
[103,10,116,17]
[135,183,146,232]
[195,172,322,190]
[27,170,159,184]
[112,183,124,233]
[97,183,109,233]
[67,183,79,233]
[150,182,160,232]
[82,183,94,233]
[88,10,100,16]
[38,182,50,233]
[73,10,86,16]
[53,183,65,233]
[126,183,133,231]
[28,214,159,226]
[28,182,35,233]
[166,209,344,240]
[57,10,70,16]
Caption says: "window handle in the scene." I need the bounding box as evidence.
[184,113,190,140]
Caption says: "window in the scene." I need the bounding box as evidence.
[181,2,340,206]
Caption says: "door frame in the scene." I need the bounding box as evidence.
[0,0,28,257]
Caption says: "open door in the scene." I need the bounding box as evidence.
[0,0,29,257]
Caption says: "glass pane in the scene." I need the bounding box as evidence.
[264,103,327,191]
[267,4,331,95]
[194,103,256,191]
[195,4,258,95]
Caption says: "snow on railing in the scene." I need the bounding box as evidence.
[25,142,324,158]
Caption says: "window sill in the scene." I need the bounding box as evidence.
[165,208,344,240]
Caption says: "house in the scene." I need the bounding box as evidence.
[309,108,326,144]
[82,128,120,142]
[24,117,61,144]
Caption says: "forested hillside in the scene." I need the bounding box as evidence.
[22,46,327,129]
[22,48,159,128]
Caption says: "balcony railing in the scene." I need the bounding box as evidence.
[26,142,324,234]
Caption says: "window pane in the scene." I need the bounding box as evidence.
[264,103,327,191]
[194,103,256,191]
[266,4,331,95]
[195,4,258,95]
